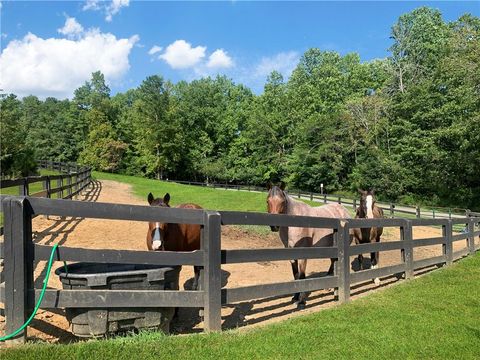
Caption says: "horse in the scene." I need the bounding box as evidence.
[267,184,351,309]
[146,192,203,291]
[352,189,384,285]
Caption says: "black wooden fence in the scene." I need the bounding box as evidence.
[166,179,470,220]
[1,195,479,343]
[0,160,91,235]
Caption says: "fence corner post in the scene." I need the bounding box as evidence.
[336,221,350,304]
[202,211,222,332]
[3,197,34,344]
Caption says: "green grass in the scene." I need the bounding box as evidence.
[3,252,479,359]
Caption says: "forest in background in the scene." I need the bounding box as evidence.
[1,8,479,209]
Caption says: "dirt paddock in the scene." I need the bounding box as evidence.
[0,180,473,344]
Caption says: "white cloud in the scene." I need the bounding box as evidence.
[254,51,300,79]
[58,17,84,39]
[83,0,129,22]
[148,45,162,56]
[106,0,130,22]
[82,0,100,11]
[160,40,206,69]
[206,49,233,69]
[0,31,139,99]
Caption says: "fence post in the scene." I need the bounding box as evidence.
[415,206,421,218]
[66,175,72,198]
[432,209,435,219]
[57,177,63,199]
[448,209,452,219]
[336,222,350,303]
[338,196,341,204]
[402,220,414,279]
[3,197,34,344]
[353,198,357,210]
[202,211,222,332]
[323,194,327,203]
[468,219,475,254]
[444,221,453,266]
[390,203,395,218]
[18,178,28,196]
[298,190,301,199]
[310,192,313,201]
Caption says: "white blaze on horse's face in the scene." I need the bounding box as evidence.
[366,195,374,219]
[152,222,162,250]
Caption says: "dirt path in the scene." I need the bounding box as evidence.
[0,180,471,343]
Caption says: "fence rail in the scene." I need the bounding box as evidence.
[1,195,479,343]
[165,179,472,220]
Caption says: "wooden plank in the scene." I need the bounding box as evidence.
[347,218,407,228]
[222,247,338,264]
[349,241,405,256]
[411,219,449,226]
[34,289,204,308]
[350,264,406,284]
[0,179,25,188]
[220,211,340,229]
[412,237,445,247]
[450,218,469,225]
[452,233,468,242]
[25,176,49,185]
[27,197,206,224]
[203,211,222,332]
[34,244,204,266]
[473,230,480,236]
[413,256,446,270]
[453,248,469,260]
[223,276,338,304]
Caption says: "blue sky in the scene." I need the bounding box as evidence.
[1,1,478,99]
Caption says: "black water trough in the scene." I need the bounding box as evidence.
[55,263,181,337]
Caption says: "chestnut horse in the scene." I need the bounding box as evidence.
[146,192,203,290]
[267,184,351,309]
[352,189,384,285]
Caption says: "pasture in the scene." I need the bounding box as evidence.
[2,252,479,359]
[1,171,477,345]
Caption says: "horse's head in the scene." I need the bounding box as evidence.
[267,183,287,232]
[358,189,375,219]
[147,192,171,251]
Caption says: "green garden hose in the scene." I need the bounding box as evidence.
[0,243,59,342]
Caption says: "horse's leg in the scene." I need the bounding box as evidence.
[327,258,335,275]
[193,265,201,291]
[291,260,300,302]
[358,253,364,270]
[297,259,308,310]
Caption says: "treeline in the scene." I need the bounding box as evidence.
[1,8,479,209]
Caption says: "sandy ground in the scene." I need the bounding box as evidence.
[0,179,475,344]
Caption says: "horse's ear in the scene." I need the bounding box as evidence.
[267,182,273,190]
[280,181,286,191]
[369,189,375,196]
[358,188,366,195]
[147,192,154,205]
[163,193,170,206]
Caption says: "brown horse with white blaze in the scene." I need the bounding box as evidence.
[352,189,384,285]
[267,183,351,309]
[146,192,203,290]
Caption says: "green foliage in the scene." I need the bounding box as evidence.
[3,8,479,209]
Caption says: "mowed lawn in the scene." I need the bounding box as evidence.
[3,252,479,359]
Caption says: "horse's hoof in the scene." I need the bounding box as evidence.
[297,302,306,310]
[374,277,380,286]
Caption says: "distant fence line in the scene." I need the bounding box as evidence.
[165,179,472,220]
[1,195,479,343]
[0,161,92,288]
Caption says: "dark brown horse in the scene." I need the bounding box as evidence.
[146,192,203,290]
[352,189,384,285]
[267,184,351,309]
